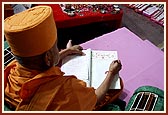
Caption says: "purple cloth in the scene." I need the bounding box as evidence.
[81,27,164,104]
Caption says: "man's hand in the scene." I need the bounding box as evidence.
[59,45,84,63]
[67,45,84,56]
[66,39,84,56]
[108,60,122,76]
[95,60,122,104]
[57,40,84,67]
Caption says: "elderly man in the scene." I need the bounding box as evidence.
[4,5,122,111]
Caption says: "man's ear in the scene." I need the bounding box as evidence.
[44,51,52,67]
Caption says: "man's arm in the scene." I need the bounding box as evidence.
[95,60,122,104]
[59,45,84,60]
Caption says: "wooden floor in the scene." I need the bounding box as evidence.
[119,5,164,51]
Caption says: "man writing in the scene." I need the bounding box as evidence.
[4,5,122,111]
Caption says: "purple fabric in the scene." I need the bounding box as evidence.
[81,27,164,104]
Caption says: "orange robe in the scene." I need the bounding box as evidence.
[4,60,97,111]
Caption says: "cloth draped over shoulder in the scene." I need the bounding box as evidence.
[4,60,97,111]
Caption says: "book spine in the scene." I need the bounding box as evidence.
[89,49,92,87]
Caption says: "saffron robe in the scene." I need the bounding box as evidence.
[4,60,97,111]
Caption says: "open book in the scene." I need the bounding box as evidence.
[61,49,120,89]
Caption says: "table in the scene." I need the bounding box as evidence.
[41,4,123,29]
[80,27,164,105]
[3,26,164,106]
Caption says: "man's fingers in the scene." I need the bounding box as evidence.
[77,46,83,50]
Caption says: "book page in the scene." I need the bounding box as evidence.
[91,50,121,89]
[61,49,91,86]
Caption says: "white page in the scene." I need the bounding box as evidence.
[91,50,121,89]
[61,49,91,86]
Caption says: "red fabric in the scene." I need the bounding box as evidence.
[39,4,123,28]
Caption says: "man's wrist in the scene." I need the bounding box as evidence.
[59,49,69,59]
[106,71,116,80]
[105,71,115,75]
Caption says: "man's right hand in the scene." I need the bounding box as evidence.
[108,60,122,76]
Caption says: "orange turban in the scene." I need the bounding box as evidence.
[4,5,57,57]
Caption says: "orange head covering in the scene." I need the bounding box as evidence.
[4,5,57,57]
